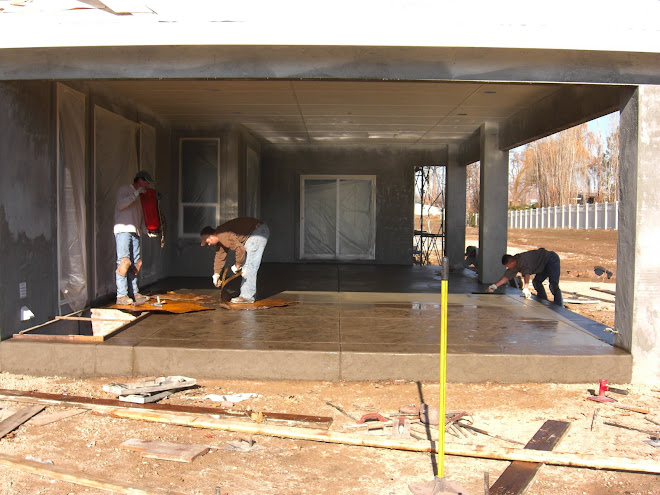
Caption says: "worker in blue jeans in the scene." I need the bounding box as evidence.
[487,248,563,307]
[200,218,270,304]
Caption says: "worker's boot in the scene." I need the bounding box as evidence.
[133,293,149,306]
[230,296,254,304]
[116,295,132,305]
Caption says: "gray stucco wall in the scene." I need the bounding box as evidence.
[261,145,444,264]
[0,80,172,341]
[167,125,261,278]
[0,81,56,339]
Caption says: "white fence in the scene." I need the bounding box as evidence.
[508,201,619,230]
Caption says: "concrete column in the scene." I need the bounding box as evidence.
[616,85,660,385]
[444,144,466,266]
[477,122,509,283]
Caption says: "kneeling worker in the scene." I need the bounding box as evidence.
[486,248,563,307]
[200,218,269,304]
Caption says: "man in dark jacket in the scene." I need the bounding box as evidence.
[200,217,269,304]
[486,248,563,307]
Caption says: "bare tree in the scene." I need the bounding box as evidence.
[508,149,536,206]
[523,124,593,206]
[603,119,619,202]
[466,162,480,213]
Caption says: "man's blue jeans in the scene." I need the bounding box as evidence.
[115,232,140,297]
[240,223,269,300]
[532,251,563,307]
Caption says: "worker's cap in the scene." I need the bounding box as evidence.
[134,170,156,183]
[200,226,215,246]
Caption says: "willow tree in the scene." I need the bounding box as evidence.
[508,149,536,206]
[524,123,593,206]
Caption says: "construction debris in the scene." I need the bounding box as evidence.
[488,420,570,495]
[103,376,197,404]
[0,405,45,439]
[0,452,185,495]
[27,408,85,426]
[121,439,209,463]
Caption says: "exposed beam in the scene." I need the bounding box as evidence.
[459,129,481,166]
[500,85,629,150]
[0,47,659,86]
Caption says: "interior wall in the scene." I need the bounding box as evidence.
[261,145,444,264]
[0,81,57,338]
[168,126,258,277]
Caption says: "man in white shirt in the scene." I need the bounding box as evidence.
[114,171,154,305]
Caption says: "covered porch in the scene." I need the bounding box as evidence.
[0,264,630,383]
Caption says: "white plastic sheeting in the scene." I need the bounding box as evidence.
[179,138,220,237]
[246,146,260,219]
[57,84,88,312]
[301,176,375,260]
[94,106,139,298]
[138,122,159,285]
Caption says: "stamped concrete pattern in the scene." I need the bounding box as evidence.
[0,265,631,382]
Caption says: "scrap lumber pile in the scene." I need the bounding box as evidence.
[102,376,197,404]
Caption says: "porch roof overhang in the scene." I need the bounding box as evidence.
[0,1,655,155]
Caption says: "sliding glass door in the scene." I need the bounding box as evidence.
[300,176,376,260]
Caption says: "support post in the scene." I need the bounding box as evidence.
[477,122,509,283]
[616,85,660,384]
[444,144,466,267]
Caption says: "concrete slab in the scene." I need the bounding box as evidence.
[0,264,632,383]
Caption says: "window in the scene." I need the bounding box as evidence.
[300,175,376,260]
[179,138,220,238]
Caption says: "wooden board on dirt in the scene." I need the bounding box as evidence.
[591,286,616,296]
[0,389,333,430]
[488,419,570,495]
[120,439,209,462]
[27,408,86,426]
[0,405,45,438]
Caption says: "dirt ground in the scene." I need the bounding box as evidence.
[0,227,653,495]
[0,374,657,495]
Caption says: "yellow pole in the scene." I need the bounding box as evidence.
[438,256,449,477]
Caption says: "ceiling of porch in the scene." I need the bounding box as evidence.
[102,79,562,145]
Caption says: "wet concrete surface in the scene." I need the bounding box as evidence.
[0,264,631,382]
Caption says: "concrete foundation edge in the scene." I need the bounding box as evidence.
[0,341,632,383]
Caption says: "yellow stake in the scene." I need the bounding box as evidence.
[438,257,449,478]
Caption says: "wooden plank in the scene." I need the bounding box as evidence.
[489,420,571,495]
[120,439,209,462]
[12,334,105,343]
[0,389,333,429]
[100,408,660,473]
[17,309,86,334]
[0,452,185,494]
[12,312,150,342]
[27,409,85,426]
[0,405,45,438]
[591,286,616,296]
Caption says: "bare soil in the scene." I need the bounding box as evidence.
[0,374,657,495]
